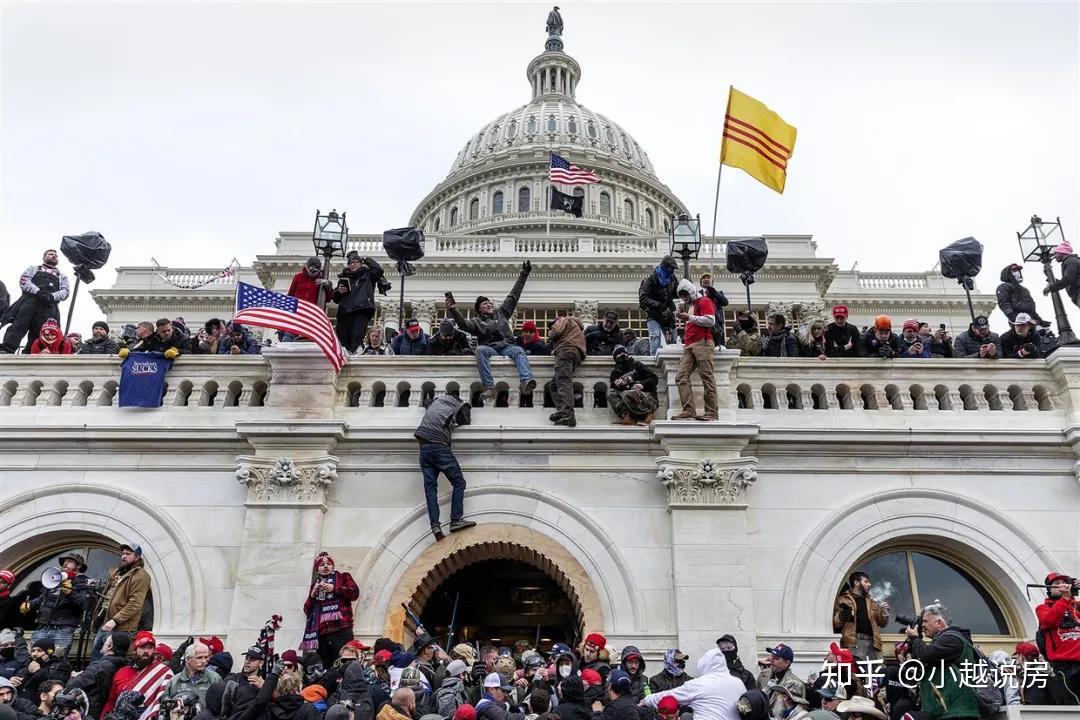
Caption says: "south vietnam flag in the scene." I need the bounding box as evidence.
[721,87,797,194]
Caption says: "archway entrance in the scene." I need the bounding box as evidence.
[384,525,602,646]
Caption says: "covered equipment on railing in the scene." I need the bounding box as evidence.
[726,236,768,310]
[60,231,112,334]
[382,226,426,330]
[939,236,983,323]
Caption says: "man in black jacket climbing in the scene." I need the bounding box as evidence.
[996,264,1050,326]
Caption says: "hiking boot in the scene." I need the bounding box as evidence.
[431,524,445,541]
[671,410,697,421]
[612,416,636,425]
[550,411,568,422]
[696,413,719,422]
[449,519,476,533]
[480,387,497,404]
[553,414,577,427]
[636,413,656,426]
[520,378,537,395]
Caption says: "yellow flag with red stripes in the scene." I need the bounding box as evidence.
[721,87,798,194]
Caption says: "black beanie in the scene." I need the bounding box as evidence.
[111,631,132,657]
[93,321,109,333]
[474,296,491,314]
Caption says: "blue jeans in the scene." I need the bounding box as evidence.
[419,444,466,526]
[647,319,664,355]
[90,627,109,661]
[475,344,533,388]
[32,626,76,655]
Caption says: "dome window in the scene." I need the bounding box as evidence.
[518,186,531,213]
[527,116,538,135]
[568,116,578,135]
[489,124,500,144]
[624,199,634,222]
[646,208,654,229]
[622,134,632,156]
[493,191,504,215]
[604,126,615,146]
[546,115,558,133]
[599,192,611,217]
[587,121,598,140]
[469,198,480,220]
[509,120,518,138]
[450,207,459,227]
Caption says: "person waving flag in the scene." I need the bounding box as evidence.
[233,282,346,371]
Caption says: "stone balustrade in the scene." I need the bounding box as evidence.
[4,349,1080,426]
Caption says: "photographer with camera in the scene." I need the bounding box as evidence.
[919,323,953,359]
[1036,572,1080,704]
[332,251,386,354]
[861,316,901,360]
[832,572,890,662]
[43,687,90,720]
[904,604,979,720]
[953,316,1001,359]
[1000,314,1042,359]
[101,632,173,720]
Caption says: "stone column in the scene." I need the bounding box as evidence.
[573,299,598,327]
[379,298,401,333]
[412,298,437,334]
[653,422,759,666]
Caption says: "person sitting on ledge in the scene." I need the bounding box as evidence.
[952,315,1001,359]
[393,319,429,356]
[516,320,549,356]
[427,319,472,356]
[1000,313,1042,359]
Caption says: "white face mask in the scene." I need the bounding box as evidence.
[559,665,571,678]
[1013,271,1023,282]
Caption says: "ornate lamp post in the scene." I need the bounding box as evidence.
[312,209,347,309]
[1016,215,1078,346]
[670,213,702,280]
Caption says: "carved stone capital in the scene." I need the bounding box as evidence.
[574,299,598,326]
[656,456,758,509]
[236,455,338,508]
[411,298,437,330]
[378,299,402,330]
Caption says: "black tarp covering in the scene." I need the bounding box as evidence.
[939,237,983,279]
[61,232,111,283]
[725,236,769,274]
[382,226,425,276]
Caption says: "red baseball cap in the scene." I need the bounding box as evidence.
[832,305,848,318]
[522,320,538,332]
[658,697,679,715]
[580,669,602,686]
[133,631,157,648]
[373,649,393,665]
[344,639,371,652]
[155,643,174,660]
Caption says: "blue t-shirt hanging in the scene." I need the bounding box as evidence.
[119,352,173,407]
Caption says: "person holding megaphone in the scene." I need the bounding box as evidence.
[20,553,92,657]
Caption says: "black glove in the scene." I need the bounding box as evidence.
[838,604,854,623]
[522,260,532,275]
[471,660,487,684]
[36,289,51,301]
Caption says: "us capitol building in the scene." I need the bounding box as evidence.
[2,9,1077,678]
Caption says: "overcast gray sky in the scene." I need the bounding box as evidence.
[2,1,1077,330]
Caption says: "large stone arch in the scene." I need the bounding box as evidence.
[353,484,644,637]
[780,487,1057,638]
[0,483,206,633]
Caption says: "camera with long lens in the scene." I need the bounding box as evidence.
[896,614,923,635]
[158,691,199,720]
[50,689,89,720]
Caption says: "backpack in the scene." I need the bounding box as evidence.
[942,630,1003,717]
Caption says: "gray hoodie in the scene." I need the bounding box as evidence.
[414,396,471,446]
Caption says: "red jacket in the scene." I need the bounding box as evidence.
[288,269,325,305]
[1036,595,1080,662]
[684,295,717,347]
[303,571,359,636]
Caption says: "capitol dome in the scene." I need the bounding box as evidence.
[410,9,688,237]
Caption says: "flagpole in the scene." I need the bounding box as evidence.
[709,162,723,275]
[546,151,552,236]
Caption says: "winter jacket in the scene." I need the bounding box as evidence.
[29,574,91,627]
[1000,329,1041,358]
[337,662,376,720]
[762,328,798,357]
[729,316,763,357]
[553,678,592,720]
[833,590,890,652]
[898,335,931,358]
[29,321,73,355]
[0,639,30,679]
[164,668,222,707]
[475,694,525,720]
[333,259,385,315]
[610,360,659,400]
[639,269,678,325]
[952,330,1002,359]
[361,343,392,355]
[909,627,979,720]
[648,669,691,695]
[702,286,729,345]
[301,571,359,637]
[642,650,745,720]
[141,330,187,356]
[376,703,412,720]
[995,266,1040,322]
[927,334,953,358]
[1036,595,1080,662]
[219,328,262,355]
[392,331,429,356]
[7,697,39,720]
[516,335,549,356]
[436,676,469,717]
[862,330,901,358]
[415,395,471,446]
[824,323,860,358]
[17,655,71,701]
[584,323,623,356]
[619,646,649,703]
[716,635,757,692]
[755,667,806,720]
[799,335,828,358]
[66,653,130,720]
[427,331,473,356]
[288,269,328,306]
[676,280,716,347]
[599,695,641,720]
[266,695,321,720]
[102,559,151,632]
[79,335,121,355]
[450,268,530,349]
[1047,254,1080,305]
[549,316,586,359]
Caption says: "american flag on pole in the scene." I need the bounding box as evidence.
[132,661,173,720]
[549,153,600,184]
[234,282,346,371]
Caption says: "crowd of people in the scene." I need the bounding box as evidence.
[2,553,1079,720]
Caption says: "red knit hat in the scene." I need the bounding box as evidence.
[314,552,334,572]
[1014,642,1040,659]
[522,320,538,333]
[580,669,602,686]
[453,706,477,720]
[200,636,224,655]
[658,697,680,715]
[584,632,607,650]
[155,643,174,661]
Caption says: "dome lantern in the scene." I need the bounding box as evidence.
[529,6,579,100]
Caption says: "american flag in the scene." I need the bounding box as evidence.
[234,282,345,371]
[549,153,600,184]
[131,661,173,720]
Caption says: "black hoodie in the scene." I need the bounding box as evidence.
[717,635,758,692]
[618,646,649,703]
[995,266,1046,324]
[554,677,593,720]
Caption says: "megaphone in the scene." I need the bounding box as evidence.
[41,566,65,589]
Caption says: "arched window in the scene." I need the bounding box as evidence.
[623,199,634,221]
[587,121,598,139]
[492,191,504,215]
[622,134,632,156]
[645,208,654,229]
[488,124,500,145]
[434,216,441,232]
[599,192,611,216]
[546,115,558,133]
[567,116,578,135]
[526,116,538,135]
[469,198,480,220]
[848,548,1011,635]
[604,126,615,146]
[450,207,459,227]
[518,187,531,213]
[509,120,518,138]
[663,218,670,233]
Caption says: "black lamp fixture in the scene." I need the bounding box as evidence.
[670,213,702,280]
[1016,214,1078,346]
[312,209,348,308]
